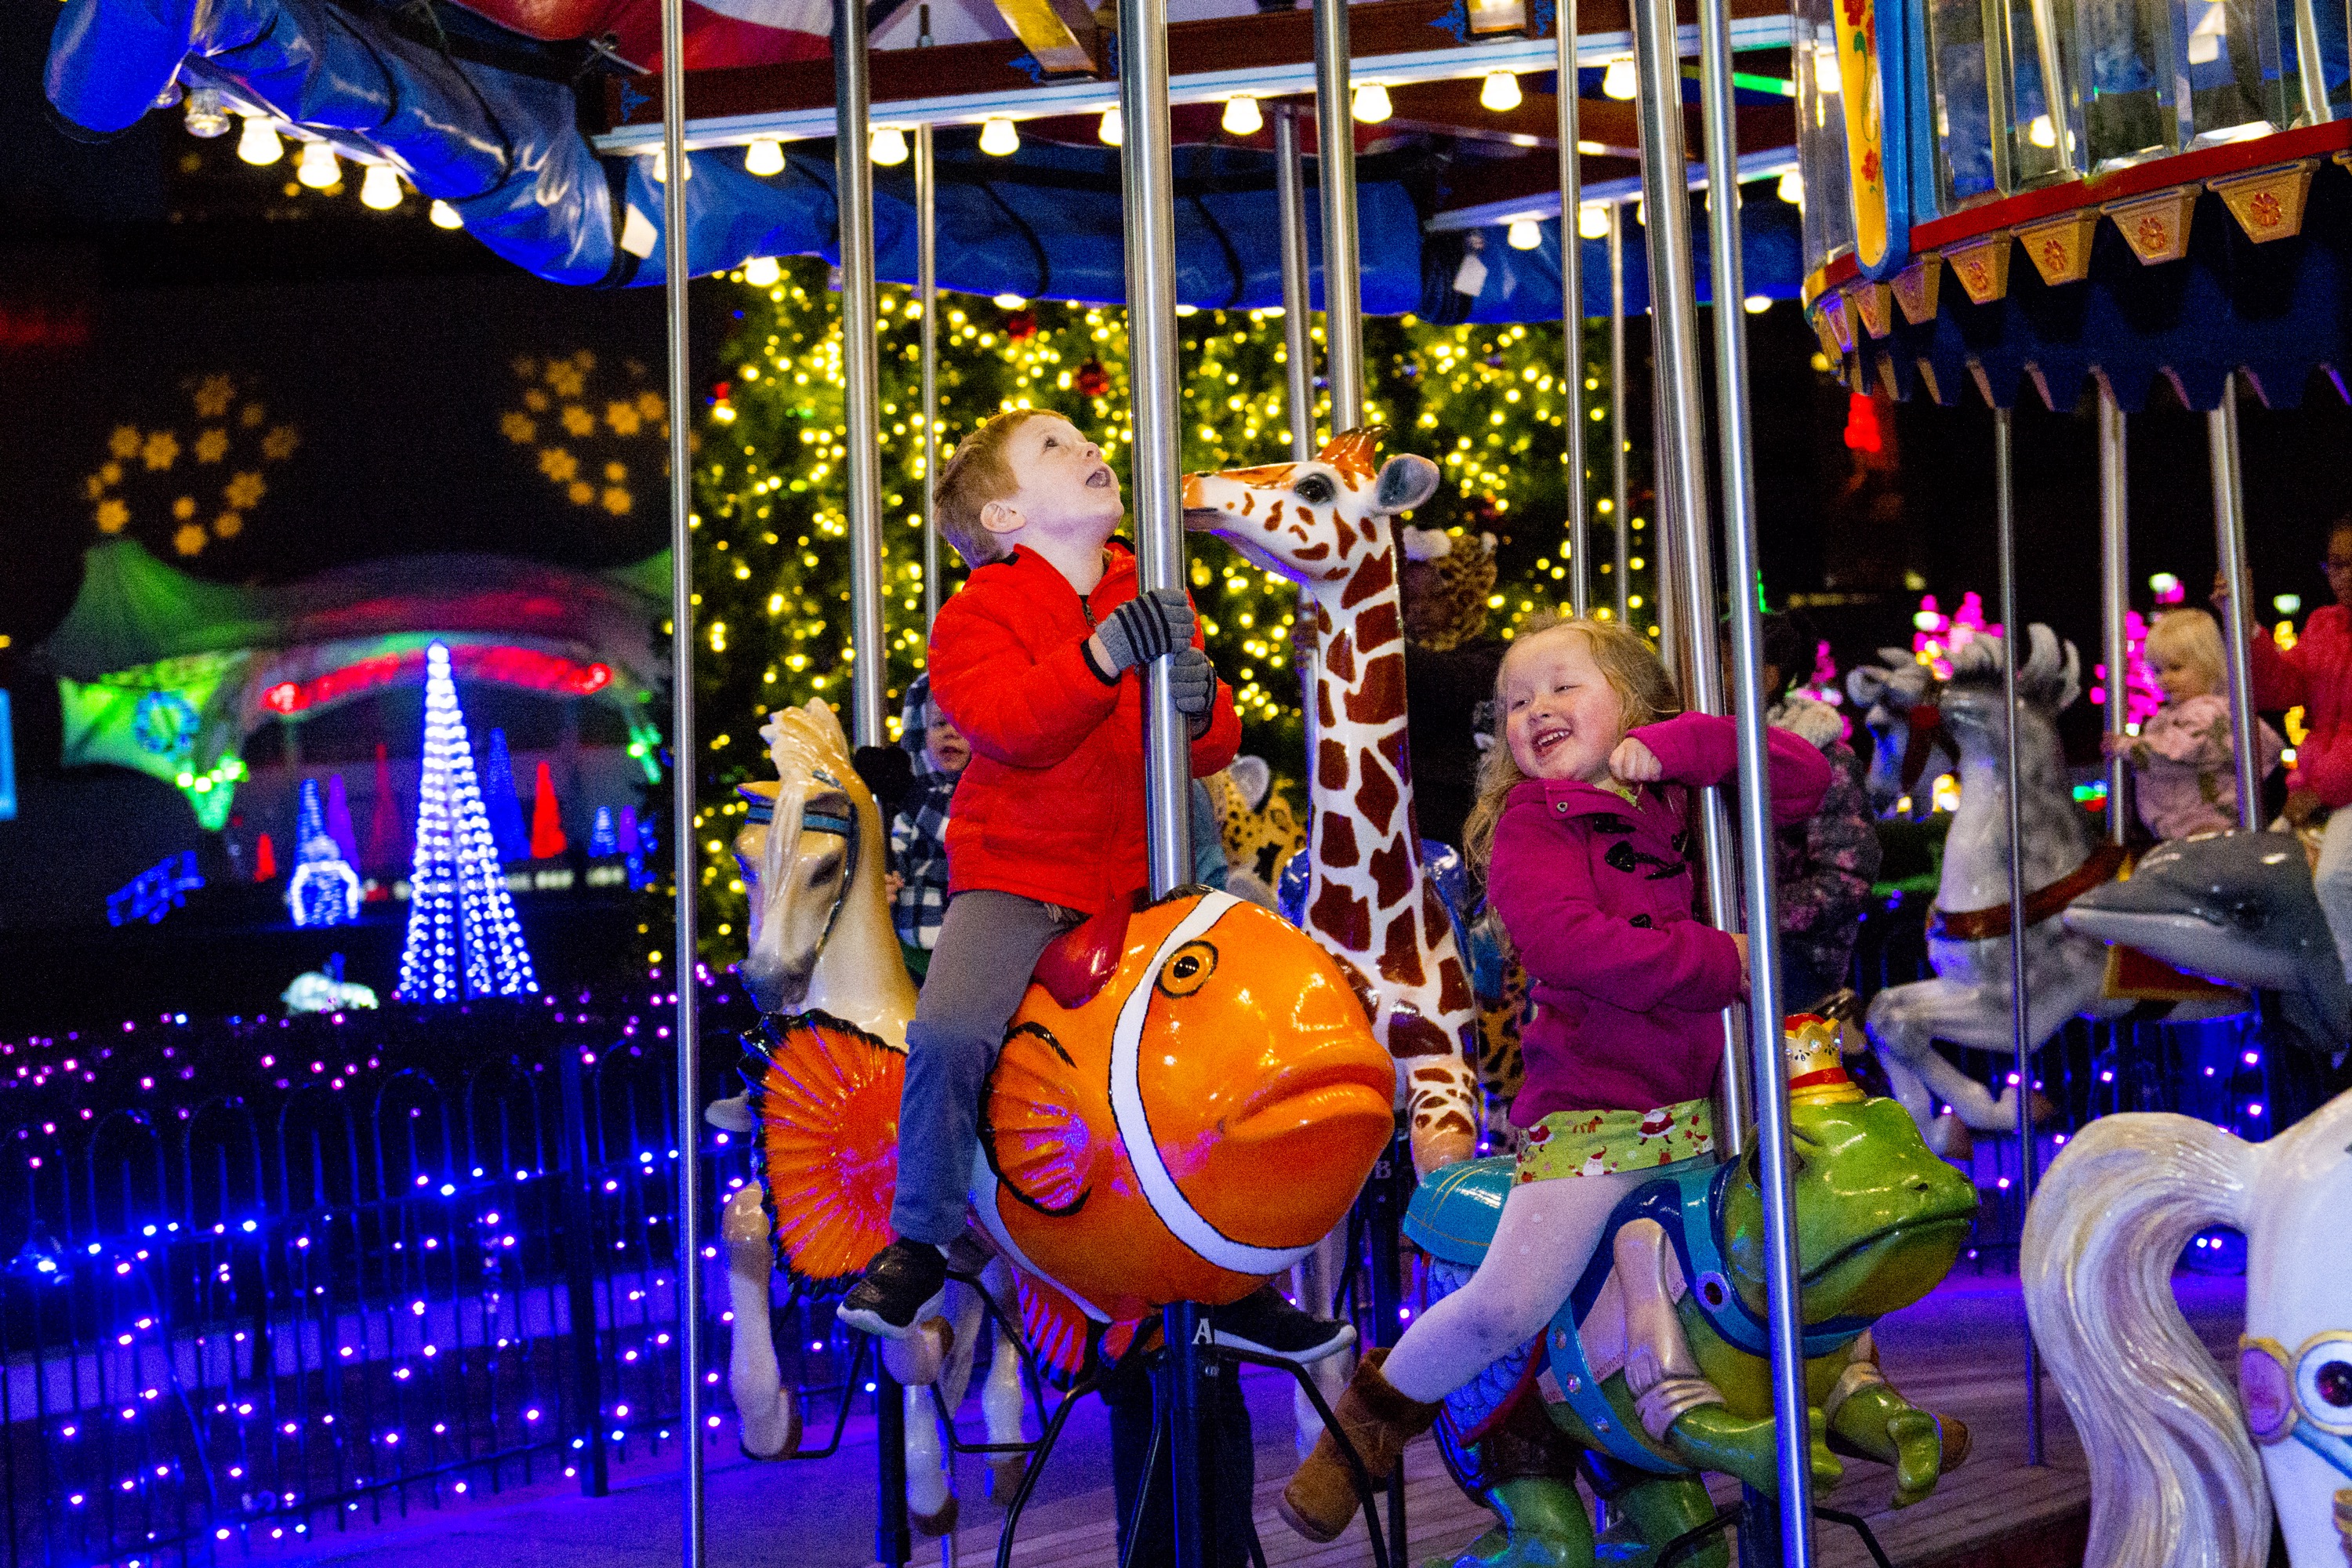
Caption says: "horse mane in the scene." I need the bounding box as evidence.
[2021,1113,2267,1568]
[1942,624,2081,713]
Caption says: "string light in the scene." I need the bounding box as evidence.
[1506,219,1542,250]
[1577,204,1610,239]
[743,256,782,287]
[870,125,909,165]
[1221,95,1263,136]
[182,87,232,138]
[1097,106,1123,146]
[296,140,339,189]
[978,117,1020,155]
[1352,82,1393,122]
[1480,71,1523,111]
[359,164,403,210]
[235,116,283,166]
[1777,169,1803,204]
[746,136,787,176]
[1602,58,1638,100]
[1743,295,1773,314]
[648,147,691,183]
[429,199,464,230]
[396,643,538,1002]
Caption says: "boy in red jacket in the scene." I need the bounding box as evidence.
[838,410,1354,1367]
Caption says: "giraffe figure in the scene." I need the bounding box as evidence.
[1181,430,1481,1178]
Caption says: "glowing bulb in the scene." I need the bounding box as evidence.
[869,125,908,165]
[236,117,284,167]
[1814,49,1840,94]
[1743,294,1772,314]
[1221,95,1263,136]
[742,256,782,287]
[1777,169,1803,204]
[1602,58,1638,100]
[296,140,339,188]
[2028,114,2056,147]
[648,147,691,183]
[360,163,403,209]
[1098,106,1123,146]
[1481,71,1523,111]
[1577,204,1610,238]
[1506,218,1542,249]
[978,117,1020,156]
[993,292,1027,309]
[183,88,232,139]
[429,199,463,230]
[745,136,786,176]
[1352,82,1392,122]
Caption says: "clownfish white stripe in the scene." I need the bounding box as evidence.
[967,1145,1114,1323]
[1106,891,1317,1279]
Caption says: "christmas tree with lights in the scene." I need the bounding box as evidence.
[287,776,361,928]
[397,642,538,1002]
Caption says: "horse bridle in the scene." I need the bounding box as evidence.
[741,768,862,951]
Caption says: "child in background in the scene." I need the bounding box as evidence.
[2110,608,2281,840]
[886,674,969,980]
[1279,613,1831,1544]
[1757,612,1881,1007]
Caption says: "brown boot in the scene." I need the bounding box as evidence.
[1277,1348,1443,1543]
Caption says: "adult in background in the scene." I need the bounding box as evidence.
[1399,525,1505,852]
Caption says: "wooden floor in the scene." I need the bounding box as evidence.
[934,1269,2247,1568]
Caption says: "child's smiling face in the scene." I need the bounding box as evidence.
[981,415,1123,551]
[1501,628,1632,786]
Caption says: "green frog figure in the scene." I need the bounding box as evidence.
[1403,1011,1980,1568]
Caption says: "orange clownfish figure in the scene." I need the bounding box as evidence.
[974,888,1398,1325]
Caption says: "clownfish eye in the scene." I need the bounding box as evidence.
[1157,941,1218,996]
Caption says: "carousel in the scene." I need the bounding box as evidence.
[28,0,2352,1559]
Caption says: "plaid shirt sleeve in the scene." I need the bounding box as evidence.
[889,778,956,950]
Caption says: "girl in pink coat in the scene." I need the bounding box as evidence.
[1279,613,1831,1544]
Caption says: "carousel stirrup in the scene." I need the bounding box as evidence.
[1277,1348,1442,1543]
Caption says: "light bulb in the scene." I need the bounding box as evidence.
[1352,82,1392,123]
[1506,218,1541,249]
[296,140,339,189]
[1577,204,1610,239]
[993,292,1027,309]
[648,147,691,183]
[429,199,463,230]
[183,88,232,139]
[1221,95,1263,136]
[2028,114,2056,147]
[869,125,909,165]
[978,117,1020,156]
[1480,71,1523,112]
[1777,168,1803,204]
[745,136,786,176]
[1813,49,1840,95]
[360,164,403,210]
[1743,294,1772,314]
[743,256,782,287]
[1602,58,1638,100]
[236,116,284,167]
[1098,106,1123,146]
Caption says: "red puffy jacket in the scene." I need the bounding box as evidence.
[928,542,1240,913]
[2252,604,2352,807]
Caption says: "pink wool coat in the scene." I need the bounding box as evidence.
[1489,711,1832,1126]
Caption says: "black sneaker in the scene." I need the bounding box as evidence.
[1207,1285,1357,1365]
[836,1239,949,1339]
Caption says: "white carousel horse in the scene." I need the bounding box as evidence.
[710,699,1031,1530]
[1861,626,2246,1145]
[1846,647,1961,818]
[2023,1088,2352,1568]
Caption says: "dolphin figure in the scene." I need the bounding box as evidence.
[2061,831,2352,1061]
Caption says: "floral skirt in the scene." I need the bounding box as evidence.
[1515,1097,1715,1183]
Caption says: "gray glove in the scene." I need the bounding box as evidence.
[1167,646,1216,716]
[1094,588,1196,674]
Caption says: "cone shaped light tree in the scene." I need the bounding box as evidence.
[397,642,539,1001]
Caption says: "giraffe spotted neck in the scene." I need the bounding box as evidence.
[1181,431,1481,1175]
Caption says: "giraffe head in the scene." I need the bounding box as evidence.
[1180,428,1441,588]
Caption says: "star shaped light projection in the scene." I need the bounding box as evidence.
[499,351,674,520]
[82,373,300,557]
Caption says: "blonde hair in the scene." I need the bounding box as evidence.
[931,408,1054,568]
[1462,613,1681,873]
[2145,608,2225,699]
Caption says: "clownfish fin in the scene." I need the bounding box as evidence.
[739,1013,903,1286]
[1100,1316,1160,1368]
[982,1022,1100,1218]
[1013,1270,1094,1386]
[1033,898,1134,1011]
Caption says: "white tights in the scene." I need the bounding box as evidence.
[2314,808,2352,984]
[1379,1168,1644,1406]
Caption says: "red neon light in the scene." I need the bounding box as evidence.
[259,647,615,714]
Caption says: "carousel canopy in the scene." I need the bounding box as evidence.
[43,0,1807,313]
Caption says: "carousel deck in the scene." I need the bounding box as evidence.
[258,1272,2243,1568]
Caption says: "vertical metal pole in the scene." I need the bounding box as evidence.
[2294,0,2334,124]
[2210,377,2264,830]
[917,122,942,632]
[1314,0,1363,434]
[1559,3,1588,619]
[1699,0,1811,1558]
[1609,205,1630,625]
[652,0,705,1559]
[837,0,887,748]
[1993,408,2045,1468]
[1629,0,1751,1155]
[1119,0,1201,1559]
[2098,393,2129,844]
[1276,107,1316,464]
